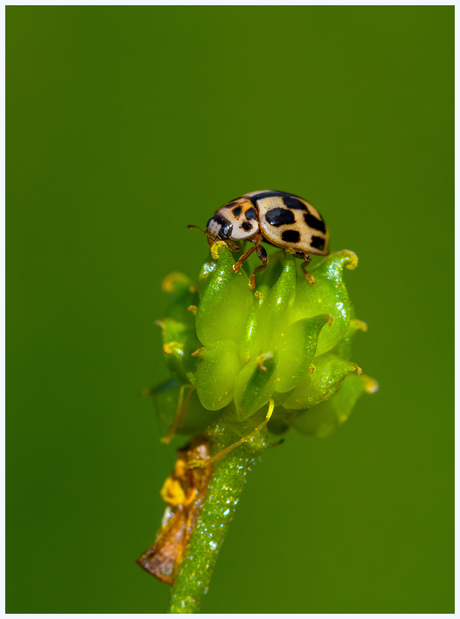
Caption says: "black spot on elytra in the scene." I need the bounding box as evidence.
[245,207,257,220]
[282,195,307,211]
[282,229,301,243]
[242,221,252,231]
[265,208,295,227]
[223,201,238,208]
[232,206,242,217]
[310,235,325,250]
[304,212,326,233]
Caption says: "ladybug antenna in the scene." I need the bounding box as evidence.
[187,224,207,235]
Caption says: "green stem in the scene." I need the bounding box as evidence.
[168,412,268,613]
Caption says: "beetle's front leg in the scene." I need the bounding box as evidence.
[232,233,263,275]
[226,240,241,252]
[248,244,268,291]
[300,253,315,285]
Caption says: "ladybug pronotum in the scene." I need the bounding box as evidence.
[191,190,329,290]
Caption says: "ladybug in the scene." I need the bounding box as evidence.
[191,190,329,290]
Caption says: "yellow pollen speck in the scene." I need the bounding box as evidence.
[343,250,359,270]
[210,241,226,259]
[161,272,190,293]
[191,347,204,357]
[163,341,182,355]
[362,375,379,394]
[351,319,368,332]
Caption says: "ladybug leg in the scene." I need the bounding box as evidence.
[301,253,315,285]
[161,384,195,445]
[232,233,263,275]
[226,240,241,252]
[248,244,268,291]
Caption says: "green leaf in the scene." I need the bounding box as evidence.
[291,250,358,355]
[282,352,360,410]
[194,340,242,411]
[233,351,277,420]
[195,242,252,346]
[274,314,331,393]
[288,373,379,437]
[257,252,296,349]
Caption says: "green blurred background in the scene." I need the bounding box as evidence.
[7,6,453,613]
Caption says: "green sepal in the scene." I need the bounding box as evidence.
[150,379,216,436]
[239,292,263,364]
[258,252,296,349]
[291,250,358,355]
[155,247,376,437]
[197,256,217,298]
[288,373,379,438]
[274,314,331,393]
[195,242,252,346]
[157,318,200,383]
[161,272,199,326]
[194,340,242,411]
[234,351,277,421]
[333,319,367,360]
[282,352,360,410]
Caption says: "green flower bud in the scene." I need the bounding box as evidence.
[151,242,378,439]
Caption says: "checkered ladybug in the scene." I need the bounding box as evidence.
[190,190,329,290]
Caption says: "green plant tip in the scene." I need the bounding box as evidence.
[141,244,378,613]
[153,245,377,437]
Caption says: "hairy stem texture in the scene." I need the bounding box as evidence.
[168,415,268,613]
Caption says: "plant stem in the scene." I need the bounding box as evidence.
[168,412,268,613]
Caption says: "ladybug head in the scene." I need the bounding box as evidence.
[206,214,233,240]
